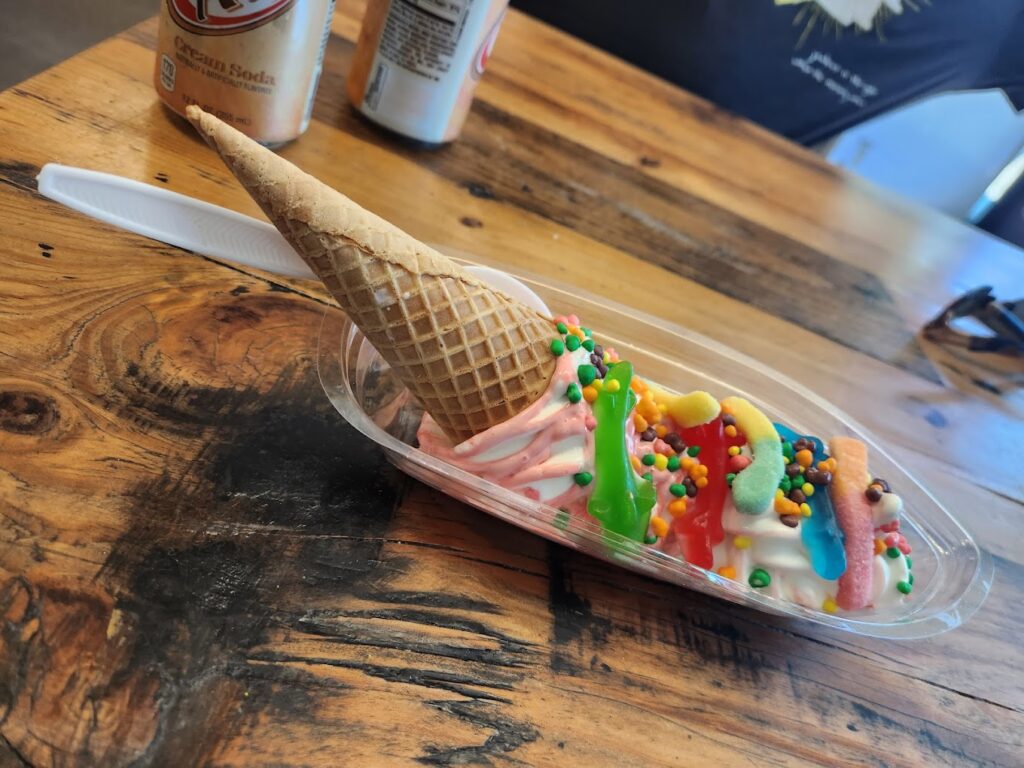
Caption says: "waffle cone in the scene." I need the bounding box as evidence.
[186,107,557,443]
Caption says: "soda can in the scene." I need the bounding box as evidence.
[347,0,509,146]
[155,0,336,147]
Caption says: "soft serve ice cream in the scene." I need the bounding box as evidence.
[419,315,915,616]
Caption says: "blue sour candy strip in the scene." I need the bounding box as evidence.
[775,423,847,581]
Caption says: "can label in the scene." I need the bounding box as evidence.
[154,0,335,145]
[166,0,295,35]
[348,0,508,144]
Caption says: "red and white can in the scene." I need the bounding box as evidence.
[347,0,509,145]
[155,0,336,146]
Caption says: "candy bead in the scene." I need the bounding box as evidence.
[566,384,582,403]
[795,449,813,467]
[728,446,741,457]
[802,483,814,497]
[582,385,599,403]
[550,339,565,356]
[577,364,597,386]
[667,456,681,472]
[822,598,838,614]
[886,546,900,559]
[573,472,593,486]
[582,338,596,352]
[668,499,688,517]
[734,535,752,550]
[696,477,708,489]
[717,566,737,579]
[566,335,581,352]
[654,454,669,471]
[650,516,669,537]
[641,453,656,466]
[724,425,738,438]
[896,581,912,595]
[633,414,648,432]
[669,483,686,498]
[799,503,812,517]
[605,379,621,393]
[748,568,771,588]
[555,322,568,334]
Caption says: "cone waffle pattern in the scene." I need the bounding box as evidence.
[186,107,556,443]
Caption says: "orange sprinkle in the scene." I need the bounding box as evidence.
[682,457,696,471]
[583,385,599,403]
[630,377,647,394]
[630,455,643,472]
[654,424,668,438]
[720,402,734,415]
[795,449,813,468]
[874,538,885,555]
[696,464,709,478]
[717,566,737,579]
[633,413,648,432]
[668,499,688,517]
[724,425,738,438]
[696,477,709,489]
[650,516,669,537]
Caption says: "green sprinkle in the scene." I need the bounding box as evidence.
[781,441,794,460]
[886,547,901,559]
[577,364,597,386]
[669,483,686,498]
[566,383,582,403]
[687,445,701,457]
[644,534,658,545]
[641,453,656,466]
[573,471,593,486]
[791,474,805,487]
[582,327,592,337]
[667,456,681,472]
[905,556,913,569]
[779,477,792,493]
[550,338,565,356]
[582,338,596,352]
[896,580,912,595]
[566,335,581,352]
[908,572,914,585]
[748,568,771,588]
[556,321,568,334]
[553,509,570,529]
[642,472,653,482]
[725,472,736,486]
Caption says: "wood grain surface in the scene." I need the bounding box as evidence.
[1,4,1022,766]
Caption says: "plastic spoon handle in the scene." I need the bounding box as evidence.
[35,163,317,280]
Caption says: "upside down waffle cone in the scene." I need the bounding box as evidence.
[186,106,557,443]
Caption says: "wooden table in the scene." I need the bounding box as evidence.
[1,4,1022,766]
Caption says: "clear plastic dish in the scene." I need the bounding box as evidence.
[316,261,993,639]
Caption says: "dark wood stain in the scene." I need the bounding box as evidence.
[0,391,59,436]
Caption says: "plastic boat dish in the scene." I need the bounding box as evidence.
[316,261,992,639]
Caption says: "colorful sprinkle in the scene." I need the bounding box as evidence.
[802,483,814,497]
[687,445,701,457]
[874,538,885,555]
[641,453,656,466]
[605,379,621,393]
[795,449,814,468]
[644,534,658,544]
[555,322,568,334]
[654,454,669,471]
[650,516,669,537]
[566,335,581,352]
[897,581,912,595]
[633,413,648,432]
[799,502,812,517]
[727,446,740,457]
[667,456,681,472]
[717,566,737,579]
[550,339,565,356]
[582,338,596,352]
[582,385,599,403]
[630,455,642,472]
[886,547,900,559]
[577,364,597,386]
[654,424,668,438]
[669,499,688,517]
[696,477,708,489]
[734,535,752,550]
[574,471,593,486]
[669,483,687,498]
[724,425,738,438]
[822,597,838,614]
[748,568,771,588]
[725,472,736,486]
[566,383,582,403]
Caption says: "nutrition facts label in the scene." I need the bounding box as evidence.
[378,0,471,81]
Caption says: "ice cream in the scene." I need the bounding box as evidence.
[416,315,915,614]
[187,106,914,617]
